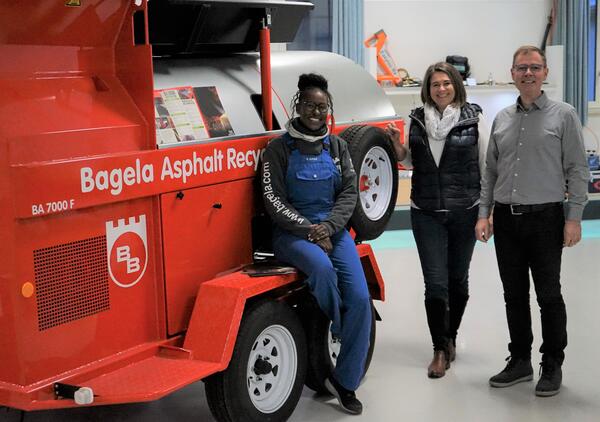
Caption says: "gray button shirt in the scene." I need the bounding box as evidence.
[479,92,588,221]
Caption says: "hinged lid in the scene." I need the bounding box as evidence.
[148,0,314,56]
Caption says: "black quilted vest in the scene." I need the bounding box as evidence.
[408,103,482,210]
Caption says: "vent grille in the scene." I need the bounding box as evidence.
[34,236,110,331]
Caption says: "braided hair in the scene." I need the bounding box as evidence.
[289,73,334,119]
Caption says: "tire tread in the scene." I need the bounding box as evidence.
[205,300,306,422]
[340,125,399,241]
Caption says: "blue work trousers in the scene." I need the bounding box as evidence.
[273,228,371,391]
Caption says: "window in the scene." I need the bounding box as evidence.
[287,0,332,52]
[589,0,597,102]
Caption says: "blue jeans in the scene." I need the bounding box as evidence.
[273,228,371,391]
[411,207,478,301]
[411,207,477,349]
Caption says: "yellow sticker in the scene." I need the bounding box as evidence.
[65,0,81,7]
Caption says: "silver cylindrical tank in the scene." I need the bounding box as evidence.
[153,51,396,143]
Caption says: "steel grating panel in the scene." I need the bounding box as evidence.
[34,236,110,331]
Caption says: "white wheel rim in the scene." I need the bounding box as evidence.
[327,327,341,367]
[358,146,394,221]
[246,324,297,413]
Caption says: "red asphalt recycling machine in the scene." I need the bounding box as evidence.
[0,1,405,421]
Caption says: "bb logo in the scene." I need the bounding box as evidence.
[106,215,148,288]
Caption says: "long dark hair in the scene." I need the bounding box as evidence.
[421,62,466,108]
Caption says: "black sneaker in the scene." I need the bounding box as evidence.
[489,356,533,387]
[535,359,562,397]
[324,376,363,415]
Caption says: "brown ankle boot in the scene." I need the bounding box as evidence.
[427,350,449,378]
[448,340,456,362]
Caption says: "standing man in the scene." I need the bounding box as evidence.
[476,45,588,397]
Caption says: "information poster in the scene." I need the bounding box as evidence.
[194,86,235,138]
[154,86,234,145]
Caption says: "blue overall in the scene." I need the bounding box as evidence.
[272,134,372,391]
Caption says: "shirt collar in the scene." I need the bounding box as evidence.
[516,91,547,112]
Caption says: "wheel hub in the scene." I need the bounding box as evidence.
[359,146,393,221]
[359,175,372,192]
[327,324,342,367]
[253,356,273,376]
[246,325,297,413]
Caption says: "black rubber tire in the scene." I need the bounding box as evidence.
[340,125,399,241]
[204,300,307,422]
[301,296,377,394]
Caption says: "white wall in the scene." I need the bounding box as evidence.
[364,0,551,84]
[363,0,600,153]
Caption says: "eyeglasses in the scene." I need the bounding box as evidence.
[301,101,329,114]
[513,64,545,73]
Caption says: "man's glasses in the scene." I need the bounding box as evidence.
[301,101,329,114]
[513,64,545,73]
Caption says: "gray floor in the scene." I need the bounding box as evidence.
[5,223,600,422]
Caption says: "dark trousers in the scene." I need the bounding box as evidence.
[493,203,567,363]
[411,207,477,350]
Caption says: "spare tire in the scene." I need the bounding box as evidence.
[340,125,399,241]
[300,294,377,394]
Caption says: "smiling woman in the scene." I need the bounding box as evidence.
[429,73,455,112]
[290,74,334,132]
[260,73,373,415]
[386,61,488,379]
[296,93,330,131]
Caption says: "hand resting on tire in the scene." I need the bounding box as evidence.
[385,123,407,161]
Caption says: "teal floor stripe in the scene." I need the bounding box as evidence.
[583,219,600,238]
[371,229,416,250]
[371,219,600,250]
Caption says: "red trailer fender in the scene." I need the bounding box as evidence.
[182,243,384,369]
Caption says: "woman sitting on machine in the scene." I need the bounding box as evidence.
[260,73,371,415]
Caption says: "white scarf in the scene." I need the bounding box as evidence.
[424,103,460,142]
[286,119,330,143]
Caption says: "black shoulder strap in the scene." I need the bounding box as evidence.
[328,135,343,173]
[328,134,340,160]
[283,132,296,150]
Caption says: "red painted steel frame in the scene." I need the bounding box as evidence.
[0,239,383,411]
[259,26,273,131]
[0,0,403,412]
[0,0,161,408]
